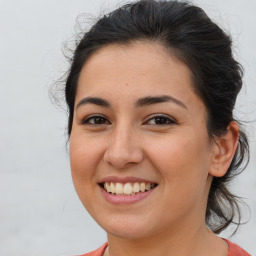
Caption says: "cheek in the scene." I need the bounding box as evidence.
[69,134,105,211]
[147,131,211,194]
[69,132,103,185]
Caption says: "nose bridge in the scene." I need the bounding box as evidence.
[113,123,131,148]
[104,122,143,168]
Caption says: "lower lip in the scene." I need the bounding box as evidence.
[99,186,156,205]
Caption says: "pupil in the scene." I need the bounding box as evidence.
[95,117,105,124]
[155,117,167,124]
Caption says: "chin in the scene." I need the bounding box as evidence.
[96,214,160,240]
[106,226,153,240]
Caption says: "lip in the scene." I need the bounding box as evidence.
[98,176,158,184]
[99,185,157,205]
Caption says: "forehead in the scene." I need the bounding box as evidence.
[79,41,192,83]
[76,41,204,113]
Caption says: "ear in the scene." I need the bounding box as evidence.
[209,121,239,177]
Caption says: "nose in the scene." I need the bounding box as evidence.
[103,126,144,169]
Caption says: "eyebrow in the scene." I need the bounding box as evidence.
[135,95,187,109]
[76,97,110,109]
[76,95,187,110]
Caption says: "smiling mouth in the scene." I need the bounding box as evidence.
[99,182,158,196]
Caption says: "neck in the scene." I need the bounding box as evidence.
[106,224,228,256]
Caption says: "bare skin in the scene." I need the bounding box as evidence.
[103,226,228,256]
[70,41,238,256]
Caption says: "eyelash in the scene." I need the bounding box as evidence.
[80,114,177,126]
[80,115,110,125]
[144,114,177,126]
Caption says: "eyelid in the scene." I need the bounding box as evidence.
[80,114,110,125]
[143,113,177,125]
[79,113,177,126]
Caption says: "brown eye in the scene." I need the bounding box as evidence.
[145,115,176,126]
[81,115,110,125]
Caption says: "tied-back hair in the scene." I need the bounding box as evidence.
[62,0,250,234]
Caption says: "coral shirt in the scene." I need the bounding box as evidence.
[224,240,251,256]
[78,240,251,256]
[78,243,108,256]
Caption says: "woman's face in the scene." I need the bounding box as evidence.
[70,41,215,239]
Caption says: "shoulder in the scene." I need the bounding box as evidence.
[75,240,253,256]
[224,239,251,256]
[76,243,108,256]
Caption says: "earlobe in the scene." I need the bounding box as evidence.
[209,121,239,177]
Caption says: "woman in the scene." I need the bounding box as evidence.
[63,0,251,255]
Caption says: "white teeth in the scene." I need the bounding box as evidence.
[124,183,133,195]
[110,182,115,193]
[115,182,124,195]
[102,181,156,195]
[133,182,140,193]
[105,182,111,192]
[145,183,151,191]
[140,183,146,192]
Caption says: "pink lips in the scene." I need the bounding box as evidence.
[98,176,157,184]
[98,176,158,205]
[100,185,156,204]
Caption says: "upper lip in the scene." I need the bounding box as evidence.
[98,176,158,184]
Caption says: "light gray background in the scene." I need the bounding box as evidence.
[0,0,255,255]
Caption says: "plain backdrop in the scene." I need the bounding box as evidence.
[0,0,255,255]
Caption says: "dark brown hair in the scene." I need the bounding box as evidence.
[62,0,250,234]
